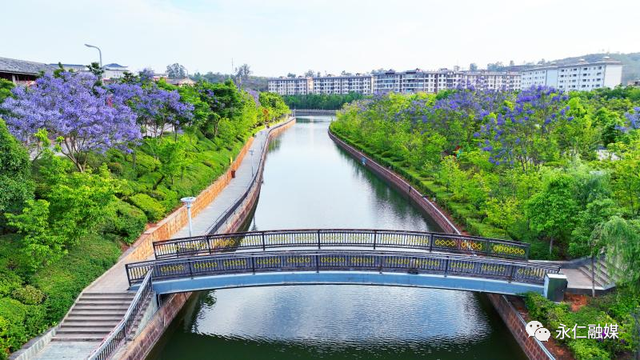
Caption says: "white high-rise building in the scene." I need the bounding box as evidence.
[267,57,623,96]
[520,57,622,91]
[267,77,313,95]
[312,74,373,94]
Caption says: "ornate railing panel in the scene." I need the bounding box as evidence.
[152,229,530,261]
[127,250,558,288]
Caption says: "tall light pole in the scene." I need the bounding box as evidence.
[84,43,102,68]
[181,197,196,237]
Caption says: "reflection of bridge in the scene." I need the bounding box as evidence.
[125,229,561,297]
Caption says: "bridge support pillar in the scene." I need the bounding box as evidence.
[544,273,568,302]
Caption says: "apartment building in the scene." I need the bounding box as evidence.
[313,74,373,95]
[268,57,622,95]
[520,57,622,91]
[267,77,314,95]
[372,69,520,94]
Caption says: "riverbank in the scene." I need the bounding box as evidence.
[14,117,295,360]
[328,127,557,360]
[115,117,296,360]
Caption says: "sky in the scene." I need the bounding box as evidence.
[1,0,639,77]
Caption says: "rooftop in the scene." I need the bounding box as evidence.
[0,56,54,75]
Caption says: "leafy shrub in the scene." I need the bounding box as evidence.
[128,193,165,222]
[568,340,610,360]
[11,286,44,305]
[102,199,147,244]
[107,162,124,176]
[0,298,28,353]
[0,271,21,298]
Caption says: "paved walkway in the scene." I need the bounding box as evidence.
[29,125,278,360]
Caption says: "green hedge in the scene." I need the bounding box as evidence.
[128,193,165,222]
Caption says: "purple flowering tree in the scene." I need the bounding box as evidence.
[109,69,193,139]
[1,71,141,171]
[475,86,571,172]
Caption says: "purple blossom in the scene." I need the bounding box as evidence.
[1,71,141,171]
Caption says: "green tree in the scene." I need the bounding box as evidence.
[0,118,34,218]
[600,216,640,291]
[0,79,14,105]
[525,172,579,255]
[6,200,64,271]
[166,63,187,79]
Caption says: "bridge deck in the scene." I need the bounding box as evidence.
[126,250,560,296]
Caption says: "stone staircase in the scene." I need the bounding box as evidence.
[576,257,616,290]
[53,292,136,342]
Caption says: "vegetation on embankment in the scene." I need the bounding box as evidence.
[283,92,365,110]
[330,86,640,360]
[0,71,289,359]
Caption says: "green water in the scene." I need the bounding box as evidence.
[146,117,527,360]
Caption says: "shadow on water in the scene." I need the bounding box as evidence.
[146,117,527,360]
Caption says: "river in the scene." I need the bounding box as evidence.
[146,117,527,360]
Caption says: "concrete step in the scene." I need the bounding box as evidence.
[73,304,130,310]
[62,321,120,328]
[64,314,122,323]
[81,293,135,300]
[52,334,106,342]
[77,298,132,304]
[57,328,113,335]
[577,266,607,287]
[68,310,128,316]
[582,262,613,284]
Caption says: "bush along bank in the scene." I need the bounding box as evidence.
[330,86,640,359]
[0,72,289,358]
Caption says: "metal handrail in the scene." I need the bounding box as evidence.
[126,250,560,288]
[205,116,294,235]
[87,270,153,360]
[151,228,530,261]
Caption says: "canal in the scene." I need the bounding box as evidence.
[147,117,527,360]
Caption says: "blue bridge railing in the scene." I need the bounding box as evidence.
[126,250,558,288]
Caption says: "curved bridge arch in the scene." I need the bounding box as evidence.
[127,250,560,297]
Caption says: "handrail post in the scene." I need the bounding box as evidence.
[251,257,256,274]
[509,265,516,283]
[189,260,193,278]
[315,254,320,273]
[373,230,377,250]
[207,234,212,255]
[317,230,321,249]
[444,257,449,277]
[262,231,266,251]
[429,233,434,252]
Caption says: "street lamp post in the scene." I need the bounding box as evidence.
[84,43,102,68]
[249,149,255,176]
[181,197,197,237]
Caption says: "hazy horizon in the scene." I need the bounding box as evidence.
[1,0,639,77]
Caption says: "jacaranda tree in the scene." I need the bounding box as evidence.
[1,71,141,172]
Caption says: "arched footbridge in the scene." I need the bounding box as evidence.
[126,229,562,297]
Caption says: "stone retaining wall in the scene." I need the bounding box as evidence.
[488,294,556,360]
[116,118,296,360]
[123,136,254,262]
[329,130,460,234]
